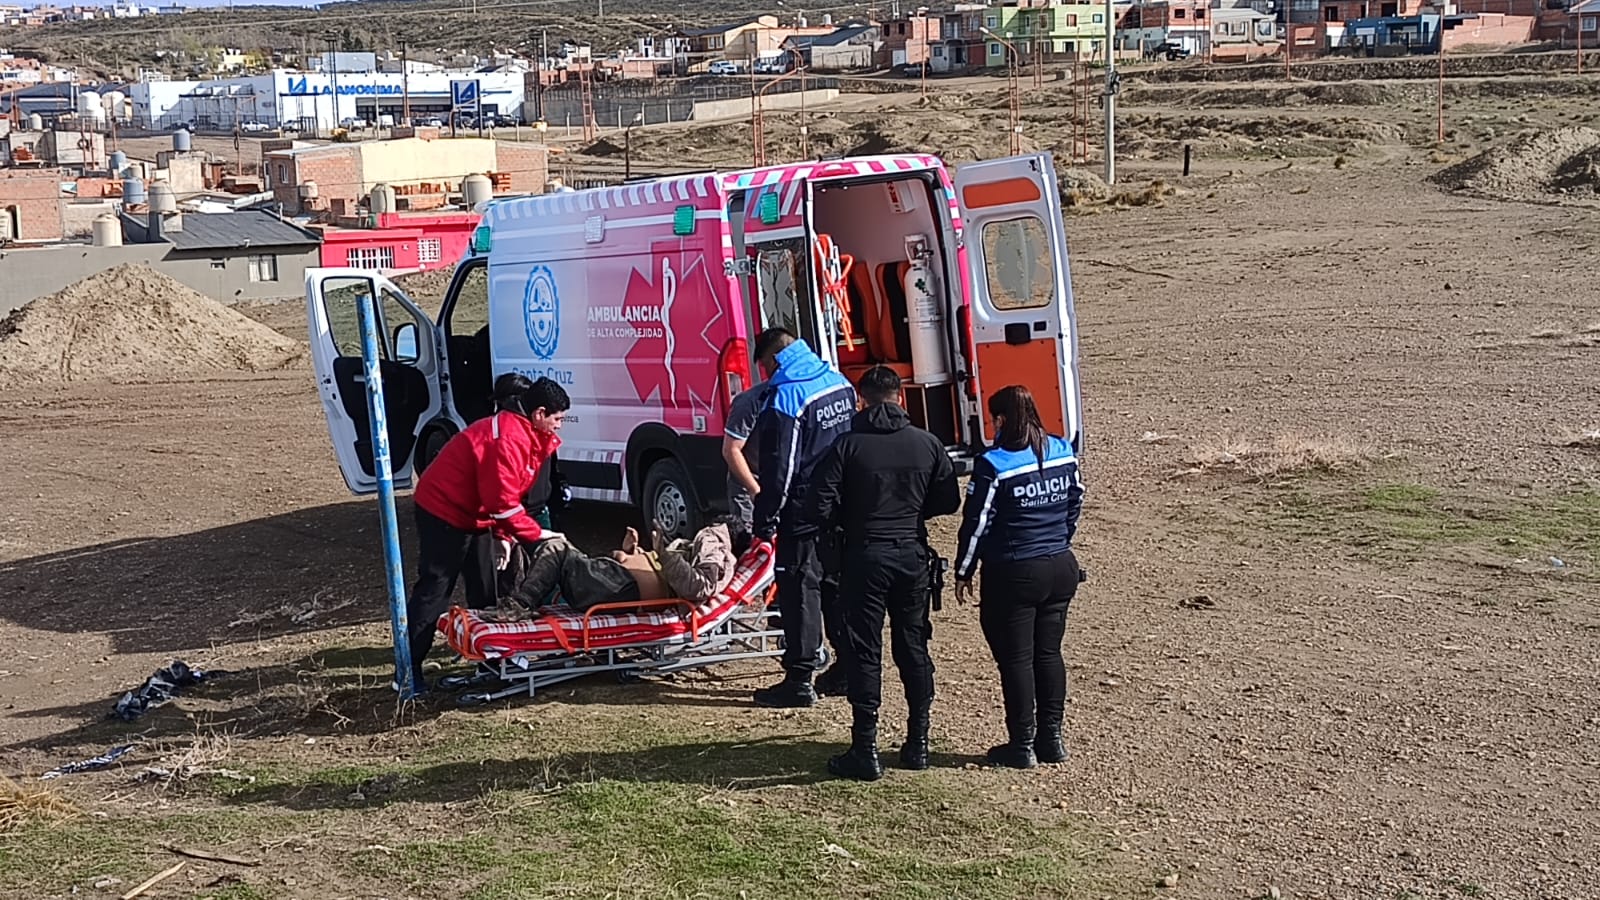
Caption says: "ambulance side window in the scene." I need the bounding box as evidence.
[445,264,489,338]
[322,276,375,358]
[982,216,1054,311]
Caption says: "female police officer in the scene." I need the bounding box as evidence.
[953,385,1085,768]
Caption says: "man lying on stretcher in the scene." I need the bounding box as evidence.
[489,521,745,620]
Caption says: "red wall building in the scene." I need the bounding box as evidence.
[316,211,480,274]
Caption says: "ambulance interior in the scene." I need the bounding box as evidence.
[808,175,964,446]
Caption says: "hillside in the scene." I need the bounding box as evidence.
[0,0,866,81]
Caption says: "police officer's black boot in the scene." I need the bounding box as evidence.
[828,709,884,781]
[986,720,1038,769]
[899,703,931,770]
[1035,713,1068,764]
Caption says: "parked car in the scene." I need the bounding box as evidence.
[753,57,788,74]
[1145,41,1192,61]
[492,114,519,128]
[340,116,372,130]
[240,120,273,133]
[708,60,740,76]
[895,62,927,78]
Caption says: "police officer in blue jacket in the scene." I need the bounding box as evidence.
[750,327,857,708]
[954,385,1086,768]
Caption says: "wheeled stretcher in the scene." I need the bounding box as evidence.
[435,540,782,705]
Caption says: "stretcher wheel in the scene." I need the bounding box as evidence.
[617,669,643,684]
[458,691,491,707]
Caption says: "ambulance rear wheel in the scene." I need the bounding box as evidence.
[416,424,455,474]
[641,457,702,543]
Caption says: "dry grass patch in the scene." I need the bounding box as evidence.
[0,775,77,835]
[1185,433,1385,478]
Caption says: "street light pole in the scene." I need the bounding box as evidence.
[982,27,1023,155]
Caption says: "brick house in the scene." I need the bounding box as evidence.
[265,135,548,217]
[0,168,65,242]
[881,9,944,67]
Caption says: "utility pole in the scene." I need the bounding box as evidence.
[1103,0,1117,184]
[401,41,411,123]
[325,34,341,135]
[537,28,548,123]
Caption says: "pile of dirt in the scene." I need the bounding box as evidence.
[1058,167,1110,206]
[0,264,307,387]
[1431,126,1600,203]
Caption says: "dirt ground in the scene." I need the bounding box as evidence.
[3,66,1600,900]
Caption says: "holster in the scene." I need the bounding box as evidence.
[926,547,949,612]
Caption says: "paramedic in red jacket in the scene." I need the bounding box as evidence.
[405,373,569,690]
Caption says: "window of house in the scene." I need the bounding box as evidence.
[1584,15,1597,32]
[982,217,1055,311]
[990,42,1003,55]
[1093,12,1104,22]
[1066,14,1078,25]
[347,245,396,269]
[278,163,287,182]
[417,237,442,264]
[248,253,278,282]
[210,258,226,270]
[1324,6,1339,20]
[985,15,998,27]
[1194,9,1204,20]
[1174,8,1186,18]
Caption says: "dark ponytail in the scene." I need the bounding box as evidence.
[988,385,1048,469]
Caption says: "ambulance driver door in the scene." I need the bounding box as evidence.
[305,270,444,495]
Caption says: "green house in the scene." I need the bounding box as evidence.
[980,1,1114,66]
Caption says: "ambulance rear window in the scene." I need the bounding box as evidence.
[982,216,1054,310]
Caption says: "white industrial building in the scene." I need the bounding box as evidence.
[128,68,529,131]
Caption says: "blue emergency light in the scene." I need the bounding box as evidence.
[758,191,781,225]
[470,224,492,255]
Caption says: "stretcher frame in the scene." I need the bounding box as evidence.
[442,581,783,706]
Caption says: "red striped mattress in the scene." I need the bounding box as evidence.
[438,540,775,661]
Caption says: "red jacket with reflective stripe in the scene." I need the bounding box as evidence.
[413,411,560,543]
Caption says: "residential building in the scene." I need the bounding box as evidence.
[264,135,547,217]
[881,8,944,67]
[317,210,479,273]
[675,15,779,69]
[785,23,883,71]
[1003,0,1116,62]
[931,6,990,73]
[0,167,65,242]
[117,208,320,298]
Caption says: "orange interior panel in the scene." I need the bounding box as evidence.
[975,338,1066,439]
[961,177,1043,210]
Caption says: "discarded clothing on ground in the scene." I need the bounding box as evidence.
[112,660,221,721]
[40,744,134,779]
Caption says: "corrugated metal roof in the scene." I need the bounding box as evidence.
[119,209,320,250]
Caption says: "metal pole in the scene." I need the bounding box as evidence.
[356,288,415,701]
[401,42,411,123]
[625,124,632,180]
[538,29,548,123]
[1436,16,1445,145]
[1104,0,1117,185]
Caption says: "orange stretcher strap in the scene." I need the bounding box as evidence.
[814,234,856,347]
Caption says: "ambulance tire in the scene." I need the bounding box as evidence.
[416,424,455,474]
[641,457,704,543]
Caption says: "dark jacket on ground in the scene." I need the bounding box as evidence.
[751,340,856,540]
[800,402,961,543]
[954,436,1084,580]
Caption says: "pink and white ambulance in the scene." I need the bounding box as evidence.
[306,151,1083,537]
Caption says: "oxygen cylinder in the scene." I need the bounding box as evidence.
[903,234,950,384]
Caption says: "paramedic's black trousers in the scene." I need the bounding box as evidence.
[407,505,495,676]
[840,538,934,716]
[978,550,1080,733]
[775,531,848,679]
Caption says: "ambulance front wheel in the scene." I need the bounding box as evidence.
[641,457,703,543]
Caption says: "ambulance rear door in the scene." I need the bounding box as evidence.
[305,268,444,495]
[953,152,1083,450]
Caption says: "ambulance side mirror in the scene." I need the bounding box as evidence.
[393,322,419,364]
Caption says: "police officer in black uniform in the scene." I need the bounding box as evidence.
[802,366,961,780]
[954,385,1085,769]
